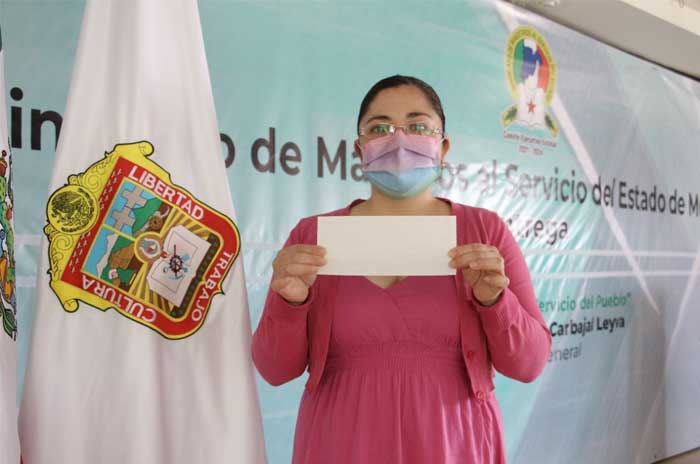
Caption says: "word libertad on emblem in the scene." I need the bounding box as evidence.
[45,141,240,339]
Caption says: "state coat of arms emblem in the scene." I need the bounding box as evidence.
[45,141,240,339]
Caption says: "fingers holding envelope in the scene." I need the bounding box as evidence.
[271,245,327,304]
[448,244,509,306]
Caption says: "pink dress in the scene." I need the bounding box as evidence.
[291,275,507,464]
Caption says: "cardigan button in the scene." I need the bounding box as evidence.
[476,390,485,401]
[466,350,476,361]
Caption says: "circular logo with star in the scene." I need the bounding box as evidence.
[501,26,559,138]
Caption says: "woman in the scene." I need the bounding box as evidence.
[252,75,551,464]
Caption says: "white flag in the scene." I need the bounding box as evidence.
[0,23,20,464]
[18,2,266,463]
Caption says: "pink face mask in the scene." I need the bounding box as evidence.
[359,131,442,175]
[359,131,443,199]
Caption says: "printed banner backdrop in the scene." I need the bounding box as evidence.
[2,0,700,463]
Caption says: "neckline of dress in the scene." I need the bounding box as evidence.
[354,274,415,292]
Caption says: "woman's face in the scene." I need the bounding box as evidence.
[356,85,450,160]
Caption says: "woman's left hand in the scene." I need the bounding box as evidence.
[448,244,510,306]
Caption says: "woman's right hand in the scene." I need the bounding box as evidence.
[270,245,327,305]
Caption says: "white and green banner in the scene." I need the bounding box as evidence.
[2,1,699,463]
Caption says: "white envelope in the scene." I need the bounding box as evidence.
[317,215,456,276]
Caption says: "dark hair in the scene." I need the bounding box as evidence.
[357,75,446,134]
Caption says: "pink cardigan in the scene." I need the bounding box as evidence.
[252,198,552,400]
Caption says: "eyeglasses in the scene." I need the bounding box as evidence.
[358,122,444,139]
